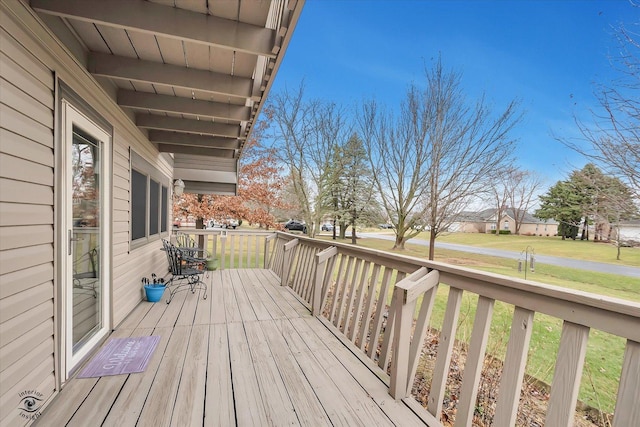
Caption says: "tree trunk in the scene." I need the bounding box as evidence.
[195,217,205,249]
[393,234,406,250]
[581,217,589,240]
[351,224,357,245]
[340,221,348,239]
[428,229,437,260]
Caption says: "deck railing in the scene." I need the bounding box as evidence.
[174,229,640,426]
[171,228,273,269]
[270,232,640,427]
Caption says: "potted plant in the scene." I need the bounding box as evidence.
[206,257,219,271]
[143,274,166,302]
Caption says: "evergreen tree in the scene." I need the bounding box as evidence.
[536,180,584,240]
[341,134,377,244]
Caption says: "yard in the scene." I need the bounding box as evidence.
[432,231,640,266]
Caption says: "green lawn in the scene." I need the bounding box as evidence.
[429,231,640,267]
[319,233,639,413]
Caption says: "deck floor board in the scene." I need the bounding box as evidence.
[35,269,428,427]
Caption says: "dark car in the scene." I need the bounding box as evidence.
[284,220,307,233]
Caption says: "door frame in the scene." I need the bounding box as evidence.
[58,99,112,380]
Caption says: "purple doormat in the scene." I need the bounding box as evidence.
[77,336,160,378]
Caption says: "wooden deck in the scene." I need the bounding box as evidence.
[36,269,427,426]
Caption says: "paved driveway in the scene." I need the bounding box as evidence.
[359,233,640,279]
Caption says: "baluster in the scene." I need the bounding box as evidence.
[493,306,535,426]
[427,287,463,417]
[612,340,640,427]
[546,321,589,427]
[457,295,495,426]
[328,254,347,323]
[341,258,363,334]
[220,234,227,270]
[334,256,354,329]
[357,264,382,351]
[367,267,393,359]
[349,261,372,342]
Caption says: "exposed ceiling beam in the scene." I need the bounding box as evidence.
[31,0,276,56]
[119,90,251,122]
[88,53,252,98]
[174,168,238,184]
[156,144,235,158]
[148,130,241,150]
[135,114,240,138]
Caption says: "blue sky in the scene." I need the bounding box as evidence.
[270,0,638,187]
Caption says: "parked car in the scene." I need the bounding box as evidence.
[378,223,393,229]
[321,223,334,231]
[284,220,307,233]
[206,218,239,229]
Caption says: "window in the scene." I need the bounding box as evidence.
[161,186,168,233]
[130,151,169,247]
[504,220,510,230]
[131,169,147,240]
[149,179,160,235]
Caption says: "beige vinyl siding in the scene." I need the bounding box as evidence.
[0,22,56,427]
[111,133,170,326]
[2,2,175,424]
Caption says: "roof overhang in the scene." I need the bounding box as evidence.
[31,0,304,195]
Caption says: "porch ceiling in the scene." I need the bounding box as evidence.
[31,0,304,194]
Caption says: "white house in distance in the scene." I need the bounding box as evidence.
[613,219,640,246]
[450,208,559,236]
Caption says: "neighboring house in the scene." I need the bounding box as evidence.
[0,1,303,425]
[613,219,640,245]
[450,208,559,236]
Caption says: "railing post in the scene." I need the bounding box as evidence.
[281,239,299,287]
[312,246,338,316]
[264,233,276,269]
[388,267,430,399]
[389,285,413,399]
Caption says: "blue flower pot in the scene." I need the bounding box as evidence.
[144,284,166,302]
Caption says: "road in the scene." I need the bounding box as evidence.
[358,233,640,279]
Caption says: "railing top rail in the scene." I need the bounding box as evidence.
[173,229,277,237]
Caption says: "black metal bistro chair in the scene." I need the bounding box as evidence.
[162,239,208,303]
[175,232,209,259]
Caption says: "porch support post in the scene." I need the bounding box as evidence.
[281,239,298,287]
[264,233,276,269]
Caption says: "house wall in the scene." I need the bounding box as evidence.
[1,3,172,425]
[518,222,558,236]
[618,225,640,243]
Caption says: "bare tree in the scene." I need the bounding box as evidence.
[561,7,640,198]
[506,169,544,235]
[360,58,522,258]
[267,83,352,237]
[487,167,513,236]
